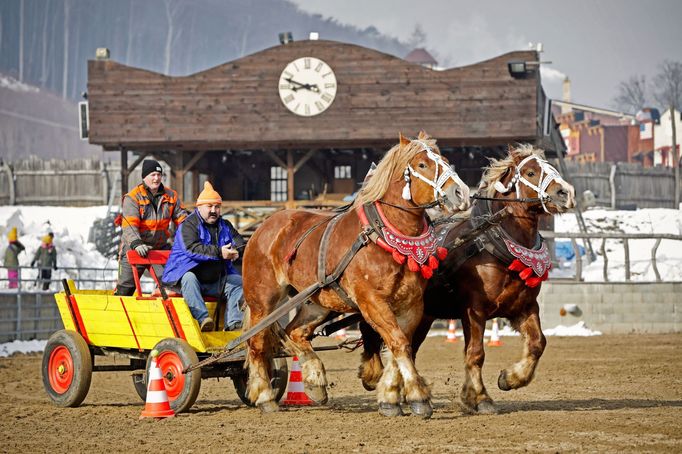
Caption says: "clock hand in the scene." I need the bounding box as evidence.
[286,77,320,93]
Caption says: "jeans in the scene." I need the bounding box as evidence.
[180,272,244,329]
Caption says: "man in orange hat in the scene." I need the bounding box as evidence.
[31,232,57,291]
[115,159,188,296]
[162,181,244,332]
[3,227,25,289]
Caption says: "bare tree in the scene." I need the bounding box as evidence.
[407,23,427,49]
[653,60,682,113]
[613,75,648,113]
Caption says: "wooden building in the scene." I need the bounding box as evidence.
[86,39,564,205]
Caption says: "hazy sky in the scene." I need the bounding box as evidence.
[290,0,681,111]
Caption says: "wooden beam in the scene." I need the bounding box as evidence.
[127,152,150,174]
[265,150,286,169]
[293,149,316,173]
[287,149,294,204]
[121,148,128,194]
[182,150,207,172]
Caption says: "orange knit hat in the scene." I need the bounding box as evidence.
[42,234,53,245]
[196,181,222,206]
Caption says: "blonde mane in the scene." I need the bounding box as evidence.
[354,136,440,206]
[480,144,546,197]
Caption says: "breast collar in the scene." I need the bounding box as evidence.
[356,202,448,279]
[470,198,550,278]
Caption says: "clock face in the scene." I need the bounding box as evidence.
[278,57,337,117]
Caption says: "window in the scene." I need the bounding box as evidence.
[270,166,287,201]
[334,165,352,179]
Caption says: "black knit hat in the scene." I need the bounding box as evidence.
[141,159,163,179]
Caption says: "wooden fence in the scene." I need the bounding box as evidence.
[0,158,679,209]
[564,162,678,209]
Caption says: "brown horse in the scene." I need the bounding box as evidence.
[359,144,575,414]
[242,132,470,417]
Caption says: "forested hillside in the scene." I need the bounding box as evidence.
[0,0,410,102]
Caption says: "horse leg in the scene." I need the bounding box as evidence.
[498,305,546,391]
[246,325,279,412]
[358,321,384,391]
[285,303,330,404]
[365,304,432,419]
[460,312,497,414]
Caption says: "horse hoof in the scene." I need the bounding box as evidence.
[258,401,280,413]
[304,383,328,404]
[498,370,512,391]
[378,402,403,417]
[476,400,498,415]
[410,400,433,419]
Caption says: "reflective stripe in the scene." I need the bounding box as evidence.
[145,390,170,403]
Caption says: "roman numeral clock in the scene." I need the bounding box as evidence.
[278,57,337,116]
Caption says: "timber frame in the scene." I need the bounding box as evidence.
[86,39,564,206]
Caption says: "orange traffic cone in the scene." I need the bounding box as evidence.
[445,319,458,343]
[281,356,313,406]
[487,318,503,347]
[140,350,175,419]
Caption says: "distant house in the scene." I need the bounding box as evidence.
[653,108,681,167]
[404,48,438,69]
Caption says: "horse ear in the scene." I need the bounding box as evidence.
[417,130,428,140]
[399,132,410,146]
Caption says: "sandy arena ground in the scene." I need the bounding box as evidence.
[1,334,681,453]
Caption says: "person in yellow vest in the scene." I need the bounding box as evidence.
[31,232,57,291]
[115,159,188,296]
[3,227,25,289]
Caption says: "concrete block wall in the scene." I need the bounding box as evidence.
[538,282,681,334]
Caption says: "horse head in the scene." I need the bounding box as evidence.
[489,144,575,214]
[399,131,470,214]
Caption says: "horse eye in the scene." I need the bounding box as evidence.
[527,171,535,177]
[418,162,427,169]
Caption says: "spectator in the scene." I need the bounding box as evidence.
[31,233,57,291]
[3,227,25,289]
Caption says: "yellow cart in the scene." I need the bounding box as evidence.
[41,250,288,413]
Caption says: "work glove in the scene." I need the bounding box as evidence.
[135,244,152,257]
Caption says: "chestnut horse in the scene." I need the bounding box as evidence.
[242,132,470,418]
[359,144,575,414]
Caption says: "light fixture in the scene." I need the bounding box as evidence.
[507,61,528,78]
[278,32,293,45]
[95,47,110,60]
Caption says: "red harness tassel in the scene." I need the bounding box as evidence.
[392,249,406,265]
[436,247,448,260]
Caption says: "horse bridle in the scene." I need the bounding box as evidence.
[491,155,565,213]
[401,140,460,209]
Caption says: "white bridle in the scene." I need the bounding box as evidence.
[402,140,459,203]
[493,155,566,213]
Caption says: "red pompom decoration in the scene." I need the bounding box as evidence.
[407,256,420,273]
[508,259,526,272]
[428,255,439,270]
[519,267,534,281]
[525,276,542,287]
[392,249,406,265]
[420,265,433,279]
[437,247,448,260]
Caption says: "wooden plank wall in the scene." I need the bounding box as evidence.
[87,41,540,150]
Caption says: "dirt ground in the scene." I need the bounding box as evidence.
[1,333,681,453]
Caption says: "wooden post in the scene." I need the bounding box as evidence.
[173,152,185,200]
[287,149,295,207]
[121,148,129,195]
[672,106,679,208]
[192,170,200,202]
[623,238,630,281]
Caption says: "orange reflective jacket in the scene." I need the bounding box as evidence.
[120,183,188,251]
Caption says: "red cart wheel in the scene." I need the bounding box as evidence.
[42,330,92,407]
[147,338,201,413]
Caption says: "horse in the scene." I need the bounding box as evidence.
[241,132,470,418]
[358,144,575,414]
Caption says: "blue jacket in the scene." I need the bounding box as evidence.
[162,209,239,286]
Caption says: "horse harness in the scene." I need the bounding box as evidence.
[436,198,551,284]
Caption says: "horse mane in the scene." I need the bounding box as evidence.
[354,136,440,206]
[479,144,546,198]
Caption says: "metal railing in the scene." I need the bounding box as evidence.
[541,231,682,282]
